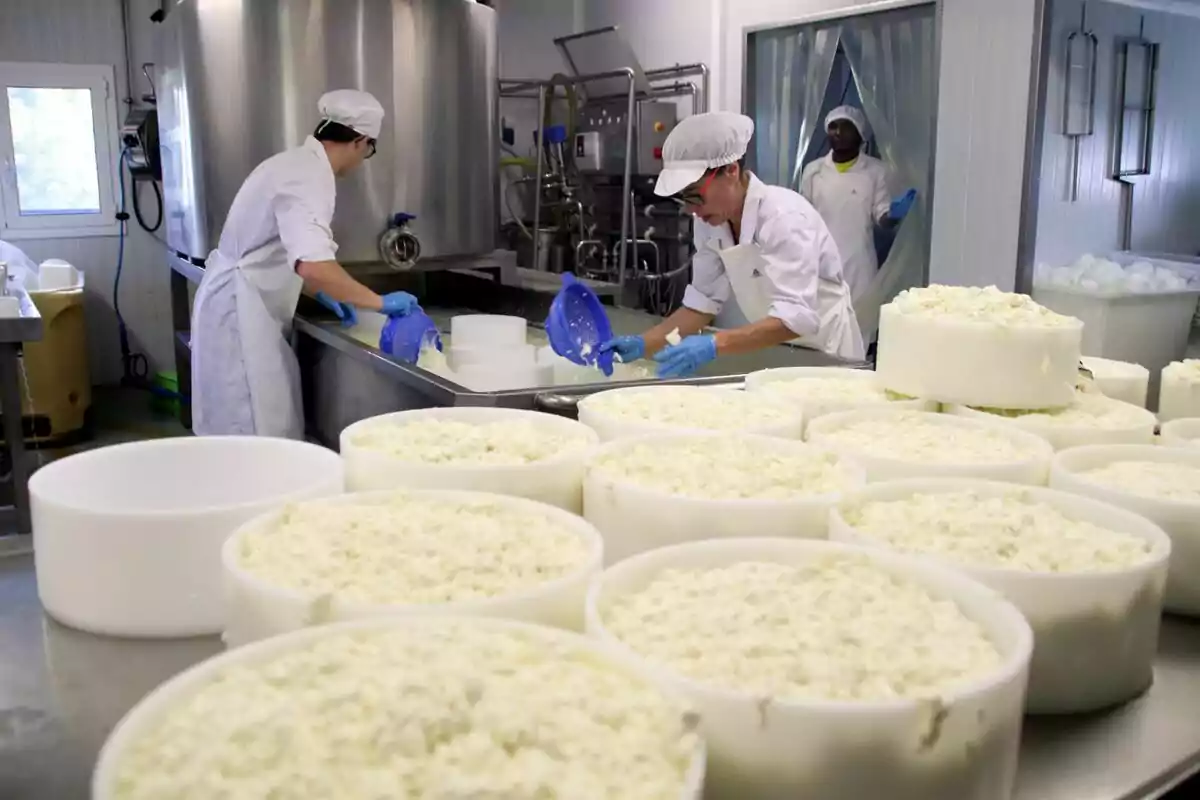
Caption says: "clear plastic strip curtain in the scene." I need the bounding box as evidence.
[841,7,937,339]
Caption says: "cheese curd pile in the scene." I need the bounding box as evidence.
[235,494,591,606]
[1164,359,1200,381]
[110,623,701,799]
[756,376,907,404]
[1079,461,1200,503]
[347,418,592,465]
[816,411,1044,464]
[602,557,1002,701]
[843,491,1153,572]
[590,437,855,500]
[889,284,1077,327]
[969,392,1150,429]
[584,387,798,431]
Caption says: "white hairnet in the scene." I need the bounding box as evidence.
[654,112,755,197]
[825,105,869,141]
[318,89,385,139]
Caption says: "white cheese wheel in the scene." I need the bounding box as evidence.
[831,479,1169,714]
[577,385,804,442]
[222,490,604,646]
[1159,360,1200,421]
[93,617,705,800]
[586,538,1032,799]
[340,407,599,512]
[743,366,935,433]
[876,285,1083,409]
[1080,356,1150,408]
[805,408,1055,485]
[1161,418,1200,450]
[946,392,1157,450]
[1052,445,1200,615]
[583,433,866,564]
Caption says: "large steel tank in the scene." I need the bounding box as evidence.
[155,0,498,265]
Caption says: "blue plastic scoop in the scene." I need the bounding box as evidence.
[546,273,615,376]
[380,309,442,363]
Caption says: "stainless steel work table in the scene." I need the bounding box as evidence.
[2,550,1199,799]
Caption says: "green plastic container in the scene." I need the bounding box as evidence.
[151,370,181,417]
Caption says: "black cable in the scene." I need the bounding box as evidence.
[131,176,164,233]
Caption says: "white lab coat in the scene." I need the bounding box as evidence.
[684,174,864,361]
[191,136,338,439]
[800,152,891,304]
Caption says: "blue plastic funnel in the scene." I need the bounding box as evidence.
[380,310,442,363]
[546,273,614,376]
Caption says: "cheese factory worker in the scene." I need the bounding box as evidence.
[191,89,419,439]
[800,105,916,303]
[601,111,864,379]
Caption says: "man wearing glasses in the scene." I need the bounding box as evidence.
[601,112,864,378]
[191,89,418,439]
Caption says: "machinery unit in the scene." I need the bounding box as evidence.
[575,99,677,176]
[154,0,498,268]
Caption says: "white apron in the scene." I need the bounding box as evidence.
[190,240,306,439]
[717,242,866,361]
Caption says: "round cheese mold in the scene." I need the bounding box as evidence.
[1159,359,1200,421]
[805,408,1055,485]
[585,538,1031,799]
[93,617,705,800]
[946,391,1157,450]
[875,285,1083,409]
[583,433,867,564]
[222,489,603,646]
[832,479,1169,714]
[1052,445,1200,616]
[340,407,599,512]
[1080,356,1150,408]
[1161,418,1200,450]
[743,366,934,432]
[577,385,804,442]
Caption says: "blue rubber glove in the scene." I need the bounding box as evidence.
[598,335,646,363]
[314,291,358,327]
[889,189,917,221]
[654,335,717,379]
[381,291,419,317]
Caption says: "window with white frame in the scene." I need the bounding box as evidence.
[0,62,121,239]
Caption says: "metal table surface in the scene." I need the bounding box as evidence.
[2,550,1199,800]
[0,292,42,535]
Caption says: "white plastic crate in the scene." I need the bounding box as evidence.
[1033,252,1200,410]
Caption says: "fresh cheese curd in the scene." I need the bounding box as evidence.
[602,557,1002,701]
[347,418,591,465]
[843,490,1153,572]
[234,493,592,607]
[969,392,1150,429]
[579,386,803,441]
[105,621,702,800]
[1160,359,1200,421]
[812,411,1046,465]
[889,284,1077,327]
[589,436,855,500]
[1080,461,1200,502]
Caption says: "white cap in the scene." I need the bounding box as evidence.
[654,112,755,197]
[317,89,385,139]
[825,105,869,140]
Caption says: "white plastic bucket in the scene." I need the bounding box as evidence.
[578,385,805,442]
[945,398,1157,451]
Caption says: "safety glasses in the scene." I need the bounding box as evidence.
[365,138,378,159]
[673,169,718,208]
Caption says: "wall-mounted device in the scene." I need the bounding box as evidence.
[575,100,676,176]
[121,108,162,181]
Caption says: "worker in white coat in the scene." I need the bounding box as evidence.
[191,89,419,439]
[800,105,916,304]
[600,112,864,378]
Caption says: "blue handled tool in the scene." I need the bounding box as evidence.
[380,309,442,363]
[546,273,614,376]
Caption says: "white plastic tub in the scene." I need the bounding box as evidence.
[945,396,1157,450]
[92,616,706,800]
[1161,418,1200,449]
[340,407,598,511]
[744,366,934,432]
[453,361,553,391]
[583,433,866,564]
[1051,445,1200,615]
[449,314,527,347]
[447,342,537,370]
[577,385,805,442]
[1159,360,1200,421]
[585,538,1032,799]
[1080,356,1150,408]
[805,408,1055,485]
[30,437,344,637]
[830,479,1169,714]
[222,489,604,646]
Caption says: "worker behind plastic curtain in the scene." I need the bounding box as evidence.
[190,89,422,440]
[800,105,916,321]
[602,112,865,378]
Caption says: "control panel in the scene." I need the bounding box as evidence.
[575,100,678,176]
